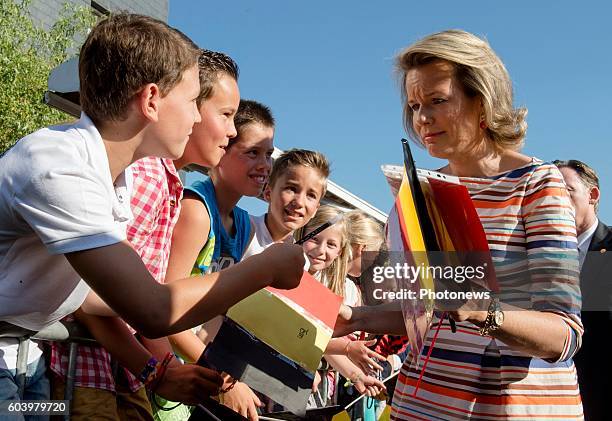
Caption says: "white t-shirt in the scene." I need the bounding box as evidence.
[342,277,362,307]
[242,214,292,259]
[242,214,310,272]
[577,218,598,270]
[0,113,132,368]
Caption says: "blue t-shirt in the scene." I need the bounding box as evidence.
[185,178,251,274]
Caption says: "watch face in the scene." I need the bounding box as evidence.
[494,310,504,326]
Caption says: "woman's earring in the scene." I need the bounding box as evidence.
[479,120,486,130]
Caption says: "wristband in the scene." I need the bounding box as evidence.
[138,356,158,384]
[149,352,174,392]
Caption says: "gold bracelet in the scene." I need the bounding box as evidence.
[344,339,352,356]
[351,373,363,384]
[344,372,363,387]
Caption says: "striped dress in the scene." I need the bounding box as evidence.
[391,161,584,420]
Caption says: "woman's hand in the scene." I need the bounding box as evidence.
[220,381,262,421]
[155,364,223,405]
[436,278,490,325]
[346,339,385,374]
[334,304,356,337]
[334,302,407,337]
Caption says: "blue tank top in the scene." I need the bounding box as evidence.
[185,178,251,274]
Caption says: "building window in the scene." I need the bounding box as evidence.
[90,1,110,17]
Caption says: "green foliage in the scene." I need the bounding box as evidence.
[0,0,96,153]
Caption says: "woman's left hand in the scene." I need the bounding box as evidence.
[447,308,487,324]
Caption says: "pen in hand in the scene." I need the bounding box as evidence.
[295,214,343,245]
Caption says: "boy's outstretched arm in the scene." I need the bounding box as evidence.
[66,241,304,338]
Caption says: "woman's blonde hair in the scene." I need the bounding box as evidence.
[346,210,384,253]
[295,205,351,297]
[396,29,527,151]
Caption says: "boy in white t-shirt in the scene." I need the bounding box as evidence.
[0,13,303,407]
[243,149,330,259]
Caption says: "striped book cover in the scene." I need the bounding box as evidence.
[205,271,342,414]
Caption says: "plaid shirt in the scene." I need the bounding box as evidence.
[373,335,409,358]
[49,157,183,392]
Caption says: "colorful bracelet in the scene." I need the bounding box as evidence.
[149,352,174,392]
[138,356,158,384]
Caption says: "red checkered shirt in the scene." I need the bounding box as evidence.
[373,335,409,358]
[49,157,183,392]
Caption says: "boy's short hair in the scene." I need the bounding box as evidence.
[197,49,239,106]
[227,99,275,149]
[79,13,199,125]
[235,99,275,132]
[268,149,330,196]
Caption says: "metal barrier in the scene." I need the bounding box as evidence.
[0,320,96,421]
[2,322,382,420]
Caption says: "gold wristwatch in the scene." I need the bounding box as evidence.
[479,297,504,336]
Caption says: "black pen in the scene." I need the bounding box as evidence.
[295,214,342,245]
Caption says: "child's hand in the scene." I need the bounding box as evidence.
[346,339,386,374]
[155,364,223,405]
[352,373,386,397]
[262,243,305,290]
[220,381,262,421]
[312,370,322,392]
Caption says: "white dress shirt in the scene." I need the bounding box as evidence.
[577,219,598,270]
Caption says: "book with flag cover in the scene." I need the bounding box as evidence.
[203,271,342,415]
[384,139,496,366]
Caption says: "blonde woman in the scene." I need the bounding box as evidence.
[338,30,582,419]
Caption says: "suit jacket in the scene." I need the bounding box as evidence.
[574,220,612,420]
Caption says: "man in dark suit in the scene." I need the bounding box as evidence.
[555,159,612,420]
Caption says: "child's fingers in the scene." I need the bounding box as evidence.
[246,401,259,421]
[252,392,263,408]
[356,354,383,373]
[367,357,384,372]
[373,378,386,390]
[354,382,366,395]
[368,349,386,362]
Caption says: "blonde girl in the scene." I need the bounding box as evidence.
[297,205,354,301]
[346,210,384,279]
[298,206,385,400]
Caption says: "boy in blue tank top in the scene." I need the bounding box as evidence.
[166,100,276,419]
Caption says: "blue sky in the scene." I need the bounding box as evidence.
[170,1,612,222]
